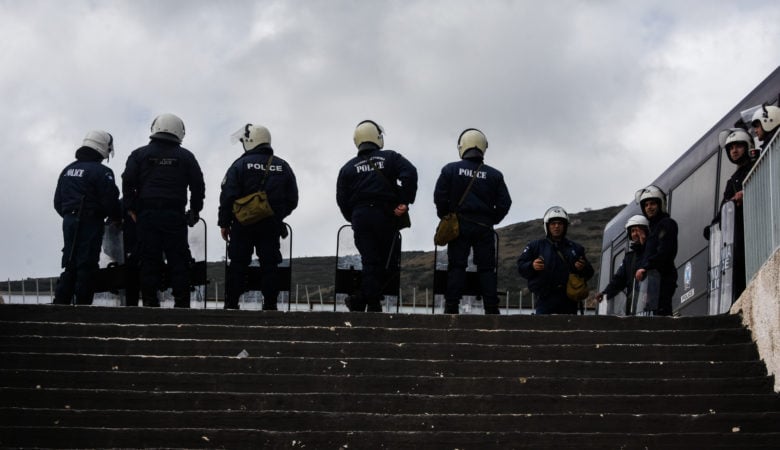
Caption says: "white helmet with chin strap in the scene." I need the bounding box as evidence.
[353,120,384,149]
[543,206,569,235]
[231,124,271,151]
[82,130,114,160]
[751,104,780,133]
[635,185,667,213]
[150,113,185,143]
[625,214,649,235]
[457,128,488,158]
[718,128,753,164]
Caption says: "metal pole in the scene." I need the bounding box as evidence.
[22,279,26,304]
[36,279,40,304]
[519,291,523,314]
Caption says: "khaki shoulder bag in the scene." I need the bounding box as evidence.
[232,155,275,225]
[434,164,483,246]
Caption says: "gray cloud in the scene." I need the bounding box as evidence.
[1,0,779,279]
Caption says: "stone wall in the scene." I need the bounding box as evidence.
[732,248,780,391]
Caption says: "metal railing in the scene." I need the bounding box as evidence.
[743,131,780,282]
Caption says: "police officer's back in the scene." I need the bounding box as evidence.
[218,124,299,310]
[433,128,511,314]
[122,113,205,308]
[336,120,418,312]
[53,130,121,305]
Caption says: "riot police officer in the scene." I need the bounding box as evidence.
[596,214,649,314]
[336,120,418,312]
[53,130,121,305]
[634,185,678,316]
[218,124,299,310]
[712,128,756,301]
[517,206,594,315]
[122,113,205,308]
[751,104,780,154]
[433,128,512,314]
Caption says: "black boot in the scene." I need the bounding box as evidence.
[484,305,500,315]
[262,302,278,311]
[345,294,366,312]
[444,301,460,314]
[174,297,190,308]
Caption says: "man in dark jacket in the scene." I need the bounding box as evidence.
[433,128,511,314]
[53,130,121,305]
[710,128,756,301]
[596,215,649,315]
[218,124,299,310]
[517,206,594,315]
[336,119,418,312]
[122,113,205,308]
[634,185,678,316]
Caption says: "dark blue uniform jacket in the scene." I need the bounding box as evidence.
[218,146,299,228]
[336,147,418,222]
[433,156,511,226]
[517,237,594,298]
[602,242,645,299]
[638,212,677,280]
[122,139,205,213]
[54,148,121,220]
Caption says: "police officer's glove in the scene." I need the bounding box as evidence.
[280,221,289,239]
[186,210,200,227]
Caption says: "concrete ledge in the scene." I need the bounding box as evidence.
[732,247,780,391]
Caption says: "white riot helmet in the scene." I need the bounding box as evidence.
[625,214,649,235]
[635,185,667,213]
[543,206,569,235]
[751,104,780,134]
[457,128,488,158]
[718,128,753,164]
[82,130,114,160]
[150,113,185,143]
[353,120,384,149]
[231,124,271,151]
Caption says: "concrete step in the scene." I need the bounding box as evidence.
[2,370,774,395]
[0,337,761,361]
[1,353,767,378]
[4,388,779,414]
[1,427,778,449]
[0,321,753,345]
[4,408,780,433]
[0,304,745,330]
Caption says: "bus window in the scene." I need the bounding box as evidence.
[668,153,719,265]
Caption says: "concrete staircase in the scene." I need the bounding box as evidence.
[1,304,779,449]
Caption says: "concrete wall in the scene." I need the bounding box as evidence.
[731,248,780,392]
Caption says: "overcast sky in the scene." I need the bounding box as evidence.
[1,0,779,280]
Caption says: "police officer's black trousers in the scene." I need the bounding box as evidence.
[54,215,104,305]
[352,206,397,311]
[225,219,282,310]
[445,220,498,313]
[137,209,192,307]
